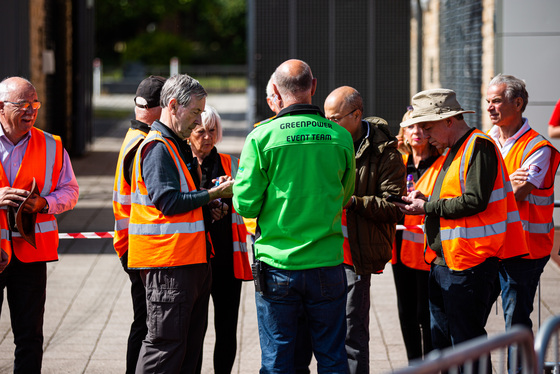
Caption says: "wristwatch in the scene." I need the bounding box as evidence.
[40,199,49,214]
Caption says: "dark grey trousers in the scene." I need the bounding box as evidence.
[136,263,211,374]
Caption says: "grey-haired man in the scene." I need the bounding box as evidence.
[128,74,232,373]
[113,75,166,374]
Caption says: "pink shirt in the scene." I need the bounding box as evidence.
[0,126,79,214]
[488,119,551,189]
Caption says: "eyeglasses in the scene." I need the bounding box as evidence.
[327,108,357,123]
[3,101,42,111]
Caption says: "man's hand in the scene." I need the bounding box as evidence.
[0,249,9,273]
[394,190,428,215]
[509,167,535,201]
[509,167,529,186]
[22,193,48,214]
[209,176,234,200]
[209,201,229,221]
[0,187,29,208]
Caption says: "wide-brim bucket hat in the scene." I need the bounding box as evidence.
[400,88,475,127]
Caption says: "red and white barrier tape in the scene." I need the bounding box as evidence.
[396,225,423,231]
[58,225,423,239]
[59,232,114,239]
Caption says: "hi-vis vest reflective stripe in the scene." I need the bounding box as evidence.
[396,153,445,271]
[128,130,206,269]
[503,128,560,259]
[0,127,63,263]
[112,128,148,258]
[219,153,252,280]
[425,130,528,271]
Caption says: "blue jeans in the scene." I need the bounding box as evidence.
[429,258,499,350]
[344,265,371,374]
[499,255,549,330]
[499,256,549,374]
[255,264,348,374]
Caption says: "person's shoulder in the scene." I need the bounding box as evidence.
[31,127,62,144]
[473,133,499,155]
[364,116,397,143]
[363,116,389,127]
[253,116,276,128]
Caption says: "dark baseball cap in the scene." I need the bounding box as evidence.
[134,75,166,108]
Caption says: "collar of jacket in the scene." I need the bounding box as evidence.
[357,117,398,159]
[276,104,326,119]
[130,119,151,133]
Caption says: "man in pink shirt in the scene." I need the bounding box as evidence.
[0,76,79,372]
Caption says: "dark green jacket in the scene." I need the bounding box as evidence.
[346,117,406,275]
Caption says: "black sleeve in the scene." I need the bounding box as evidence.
[141,142,210,216]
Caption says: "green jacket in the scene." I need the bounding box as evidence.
[233,104,355,270]
[346,117,406,275]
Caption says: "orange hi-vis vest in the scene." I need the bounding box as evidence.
[502,128,560,259]
[425,130,528,271]
[128,130,206,269]
[0,127,64,264]
[342,210,352,266]
[393,153,445,271]
[112,128,148,258]
[218,153,252,280]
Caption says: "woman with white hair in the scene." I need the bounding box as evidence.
[392,108,443,362]
[189,104,251,374]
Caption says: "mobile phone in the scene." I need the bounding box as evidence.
[386,194,410,205]
[251,260,267,294]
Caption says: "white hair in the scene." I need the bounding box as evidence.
[266,73,275,99]
[201,104,223,144]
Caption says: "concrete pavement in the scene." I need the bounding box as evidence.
[0,93,559,373]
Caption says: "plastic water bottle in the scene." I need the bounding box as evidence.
[406,174,415,193]
[214,180,222,203]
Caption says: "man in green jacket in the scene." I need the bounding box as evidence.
[325,86,406,373]
[233,59,355,373]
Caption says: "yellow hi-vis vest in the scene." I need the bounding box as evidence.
[112,128,148,258]
[0,127,64,263]
[425,130,528,271]
[502,128,560,259]
[128,130,206,269]
[218,153,252,280]
[394,153,445,271]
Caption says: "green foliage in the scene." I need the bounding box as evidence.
[122,32,194,65]
[95,0,247,67]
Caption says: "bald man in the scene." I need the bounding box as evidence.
[0,77,79,372]
[324,86,405,374]
[233,60,355,373]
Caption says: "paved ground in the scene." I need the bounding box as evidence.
[0,93,559,373]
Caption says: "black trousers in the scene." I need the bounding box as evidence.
[200,258,242,374]
[392,262,432,361]
[0,256,47,374]
[136,263,211,374]
[120,253,148,374]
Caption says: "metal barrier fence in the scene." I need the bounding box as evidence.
[535,315,560,374]
[391,326,537,374]
[390,315,560,374]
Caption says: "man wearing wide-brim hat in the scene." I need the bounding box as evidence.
[394,88,528,356]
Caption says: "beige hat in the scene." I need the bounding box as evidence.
[400,88,475,127]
